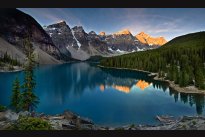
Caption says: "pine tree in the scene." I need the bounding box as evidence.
[11,77,21,112]
[195,68,205,89]
[174,65,179,84]
[179,70,189,87]
[21,38,39,112]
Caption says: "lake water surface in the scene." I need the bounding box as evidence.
[0,62,205,126]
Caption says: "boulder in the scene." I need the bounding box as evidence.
[0,121,12,130]
[0,112,6,121]
[79,117,93,125]
[63,110,77,120]
[62,123,76,130]
[18,111,31,117]
[4,110,19,121]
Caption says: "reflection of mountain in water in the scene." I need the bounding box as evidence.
[113,85,131,93]
[100,67,169,92]
[99,84,131,93]
[99,80,152,93]
[135,80,151,90]
[37,62,205,115]
[99,66,205,115]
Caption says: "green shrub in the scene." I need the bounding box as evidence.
[0,105,6,112]
[10,116,52,130]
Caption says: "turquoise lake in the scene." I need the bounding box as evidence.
[0,62,204,126]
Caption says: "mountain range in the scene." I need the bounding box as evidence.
[43,21,167,60]
[0,9,167,64]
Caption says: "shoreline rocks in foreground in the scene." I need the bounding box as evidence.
[1,110,205,130]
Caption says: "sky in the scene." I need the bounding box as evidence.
[18,8,205,41]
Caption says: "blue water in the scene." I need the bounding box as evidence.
[0,62,204,126]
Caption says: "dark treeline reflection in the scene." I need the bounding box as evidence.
[36,63,205,114]
[100,67,169,92]
[169,88,205,115]
[35,63,107,102]
[100,67,205,115]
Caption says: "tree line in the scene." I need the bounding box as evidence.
[100,32,205,89]
[0,52,21,66]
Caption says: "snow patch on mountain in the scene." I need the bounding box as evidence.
[71,29,81,49]
[57,20,66,23]
[49,33,53,37]
[116,49,126,53]
[108,47,114,52]
[137,47,145,51]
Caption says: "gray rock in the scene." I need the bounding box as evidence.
[49,117,73,130]
[0,112,7,121]
[4,110,19,121]
[63,110,77,120]
[79,117,93,125]
[62,123,76,130]
[49,120,63,130]
[18,111,31,117]
[0,121,12,130]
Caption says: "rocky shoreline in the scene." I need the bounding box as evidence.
[153,75,205,94]
[0,66,23,73]
[1,110,205,130]
[98,65,205,95]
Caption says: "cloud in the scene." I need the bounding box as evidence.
[19,8,205,41]
[112,9,186,40]
[19,8,83,27]
[54,9,83,26]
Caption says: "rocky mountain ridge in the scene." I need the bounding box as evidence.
[136,32,167,46]
[0,9,167,63]
[45,21,167,60]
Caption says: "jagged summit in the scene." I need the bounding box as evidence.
[72,26,84,32]
[113,29,132,35]
[136,32,167,46]
[89,31,97,35]
[46,20,68,28]
[56,20,66,24]
[44,20,166,61]
[99,32,106,36]
[137,32,150,38]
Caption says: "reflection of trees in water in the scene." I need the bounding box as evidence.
[169,88,205,115]
[191,95,204,115]
[103,67,205,115]
[36,63,105,103]
[100,68,148,80]
[101,67,169,92]
[38,63,205,114]
[152,82,169,92]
